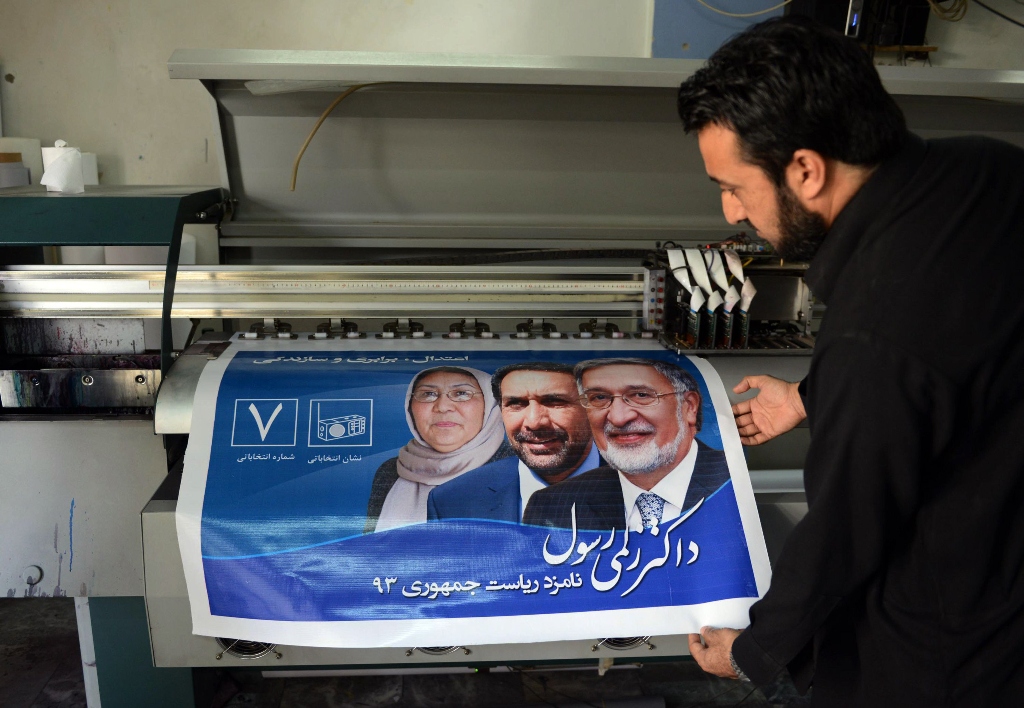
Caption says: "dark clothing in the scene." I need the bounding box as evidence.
[426,451,605,523]
[427,455,524,524]
[425,450,602,522]
[731,135,1024,705]
[522,440,730,531]
[363,440,513,533]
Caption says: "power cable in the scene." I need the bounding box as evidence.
[974,0,1024,27]
[692,0,793,18]
[289,82,388,191]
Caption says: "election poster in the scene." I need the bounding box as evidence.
[176,338,770,647]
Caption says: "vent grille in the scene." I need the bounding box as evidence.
[596,637,651,651]
[215,637,277,660]
[413,646,462,656]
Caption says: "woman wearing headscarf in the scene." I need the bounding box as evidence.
[365,365,511,532]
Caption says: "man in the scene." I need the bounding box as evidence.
[523,358,729,531]
[677,17,1024,705]
[427,362,600,523]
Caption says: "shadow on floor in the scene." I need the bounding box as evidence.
[1,599,811,708]
[0,598,86,708]
[202,659,810,708]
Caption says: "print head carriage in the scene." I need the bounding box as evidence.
[365,358,730,534]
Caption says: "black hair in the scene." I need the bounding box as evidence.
[573,358,703,432]
[677,16,907,185]
[491,361,575,402]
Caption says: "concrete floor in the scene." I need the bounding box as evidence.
[0,599,87,708]
[0,598,811,708]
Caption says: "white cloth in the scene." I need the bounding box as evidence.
[518,442,599,520]
[617,437,698,532]
[377,366,505,531]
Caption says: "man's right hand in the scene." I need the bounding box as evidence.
[731,375,806,446]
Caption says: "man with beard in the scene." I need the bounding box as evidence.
[677,16,1024,706]
[427,362,600,523]
[522,358,729,532]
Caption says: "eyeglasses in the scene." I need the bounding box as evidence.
[579,389,680,409]
[411,388,482,403]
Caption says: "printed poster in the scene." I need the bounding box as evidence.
[177,338,770,647]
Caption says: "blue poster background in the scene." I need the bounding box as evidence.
[200,349,758,621]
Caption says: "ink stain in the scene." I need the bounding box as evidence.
[69,499,75,571]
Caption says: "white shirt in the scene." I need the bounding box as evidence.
[617,437,698,532]
[518,442,600,520]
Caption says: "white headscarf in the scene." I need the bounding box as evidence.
[376,366,506,531]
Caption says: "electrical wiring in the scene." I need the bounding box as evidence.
[974,0,1024,28]
[692,0,793,19]
[289,82,386,191]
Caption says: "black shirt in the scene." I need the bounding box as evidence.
[730,134,1024,706]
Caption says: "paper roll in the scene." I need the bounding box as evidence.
[0,138,43,185]
[40,141,85,194]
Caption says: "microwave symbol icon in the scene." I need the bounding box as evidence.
[318,414,367,441]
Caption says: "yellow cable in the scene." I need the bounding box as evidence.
[692,0,793,19]
[290,82,385,191]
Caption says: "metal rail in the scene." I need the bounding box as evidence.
[0,266,646,319]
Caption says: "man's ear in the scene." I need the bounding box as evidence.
[785,149,828,203]
[681,391,700,426]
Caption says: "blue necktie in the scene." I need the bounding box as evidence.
[636,492,666,529]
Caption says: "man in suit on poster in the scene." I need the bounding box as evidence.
[427,362,601,523]
[523,358,729,532]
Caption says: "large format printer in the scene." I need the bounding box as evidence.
[2,50,1022,700]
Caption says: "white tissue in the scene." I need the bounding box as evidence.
[40,140,85,194]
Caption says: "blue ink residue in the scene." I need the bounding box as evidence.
[68,499,75,571]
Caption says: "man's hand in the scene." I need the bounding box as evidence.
[732,375,806,446]
[688,626,742,679]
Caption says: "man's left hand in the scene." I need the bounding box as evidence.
[688,626,742,679]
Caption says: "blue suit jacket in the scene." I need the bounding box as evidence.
[522,440,730,531]
[427,456,522,523]
[427,451,604,523]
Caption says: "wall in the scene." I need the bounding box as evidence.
[0,0,656,186]
[0,1,1021,188]
[652,0,785,58]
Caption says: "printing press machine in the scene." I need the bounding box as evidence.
[2,50,1022,702]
